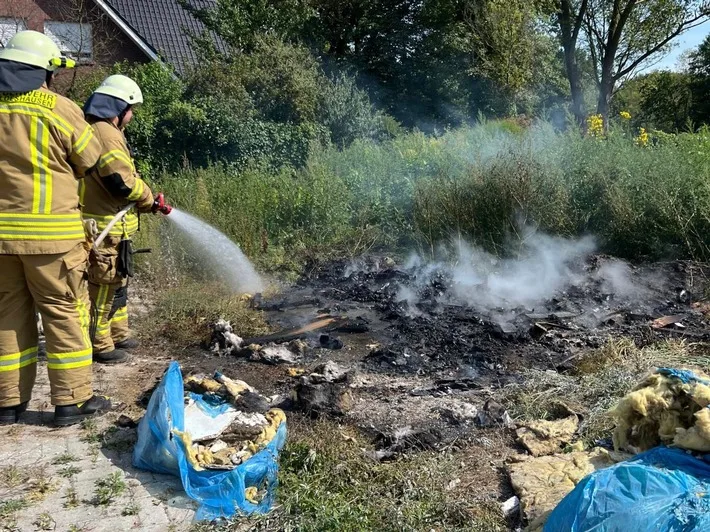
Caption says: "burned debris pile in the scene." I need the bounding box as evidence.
[291,255,706,378]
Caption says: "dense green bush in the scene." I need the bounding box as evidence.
[85,38,388,177]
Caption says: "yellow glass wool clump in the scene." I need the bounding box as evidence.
[611,369,710,453]
[172,407,287,470]
[245,486,259,504]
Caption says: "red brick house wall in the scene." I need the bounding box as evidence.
[0,0,148,65]
[0,0,149,95]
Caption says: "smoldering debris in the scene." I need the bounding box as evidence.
[294,362,355,417]
[399,233,664,319]
[445,234,597,312]
[211,318,244,353]
[210,317,352,364]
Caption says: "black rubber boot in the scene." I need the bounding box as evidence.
[114,338,139,350]
[54,395,112,427]
[93,348,128,365]
[0,401,28,425]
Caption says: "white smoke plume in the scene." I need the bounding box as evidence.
[447,234,596,310]
[396,231,652,319]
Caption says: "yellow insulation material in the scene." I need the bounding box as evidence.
[173,429,204,471]
[245,487,259,504]
[173,407,287,470]
[611,369,710,452]
[508,448,624,529]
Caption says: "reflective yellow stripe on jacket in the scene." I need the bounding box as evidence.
[98,149,134,172]
[82,212,139,237]
[0,213,84,241]
[127,178,145,201]
[73,125,94,154]
[30,116,52,214]
[0,101,73,136]
[0,94,78,221]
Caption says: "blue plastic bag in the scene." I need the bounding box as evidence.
[132,361,287,520]
[545,447,710,532]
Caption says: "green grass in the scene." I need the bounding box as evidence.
[64,483,80,509]
[143,281,271,345]
[0,465,28,488]
[93,472,127,506]
[190,418,505,532]
[0,498,29,519]
[33,512,54,531]
[58,466,82,479]
[52,452,79,465]
[122,501,141,516]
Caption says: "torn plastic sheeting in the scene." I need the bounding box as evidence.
[183,396,266,442]
[544,447,710,532]
[133,361,287,520]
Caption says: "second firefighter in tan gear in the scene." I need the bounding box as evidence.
[81,75,157,363]
[0,30,111,425]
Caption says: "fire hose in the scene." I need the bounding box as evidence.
[93,202,135,250]
[92,193,172,250]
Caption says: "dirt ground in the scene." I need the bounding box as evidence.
[3,253,710,531]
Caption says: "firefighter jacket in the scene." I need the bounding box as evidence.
[80,120,154,238]
[0,87,102,255]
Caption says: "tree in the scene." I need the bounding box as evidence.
[587,0,709,123]
[180,0,313,52]
[463,0,537,114]
[688,34,710,125]
[186,0,568,126]
[557,0,589,123]
[689,33,710,75]
[554,0,710,125]
[615,71,693,131]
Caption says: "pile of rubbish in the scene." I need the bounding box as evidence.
[545,447,710,531]
[177,373,286,472]
[133,362,287,520]
[210,318,302,364]
[210,318,348,364]
[611,367,710,453]
[508,447,626,529]
[507,367,710,531]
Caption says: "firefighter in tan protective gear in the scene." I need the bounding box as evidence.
[81,75,171,364]
[0,31,112,426]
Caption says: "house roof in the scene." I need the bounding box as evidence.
[95,0,226,75]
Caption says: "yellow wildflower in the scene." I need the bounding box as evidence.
[586,114,604,137]
[620,111,631,120]
[635,127,649,147]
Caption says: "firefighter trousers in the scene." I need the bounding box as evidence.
[0,243,93,407]
[88,237,131,354]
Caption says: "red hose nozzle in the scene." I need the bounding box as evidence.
[152,193,172,216]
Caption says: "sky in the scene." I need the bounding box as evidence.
[651,20,710,71]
